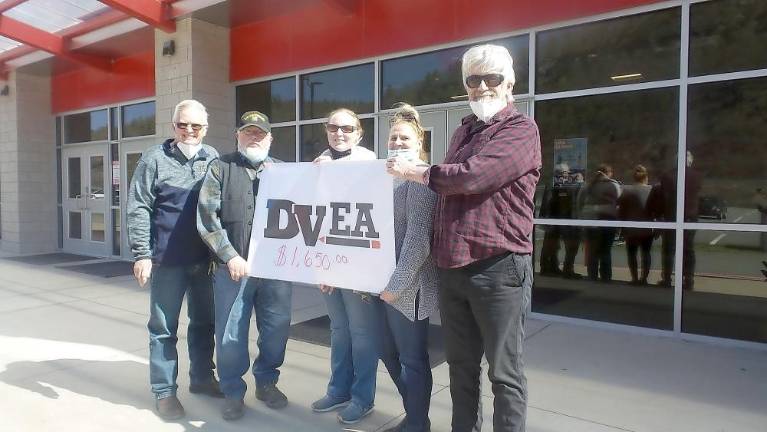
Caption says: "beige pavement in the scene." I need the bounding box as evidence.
[0,255,765,432]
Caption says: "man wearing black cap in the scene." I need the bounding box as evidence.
[197,111,293,421]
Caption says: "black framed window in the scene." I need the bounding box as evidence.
[299,118,374,162]
[236,77,296,123]
[536,8,681,93]
[682,230,767,343]
[64,110,108,143]
[687,77,767,225]
[270,126,297,162]
[535,88,679,221]
[122,101,156,138]
[689,0,767,76]
[300,64,374,120]
[380,35,529,109]
[533,225,674,330]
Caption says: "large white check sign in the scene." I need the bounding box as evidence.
[246,160,395,293]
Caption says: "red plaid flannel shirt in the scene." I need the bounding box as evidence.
[425,105,541,268]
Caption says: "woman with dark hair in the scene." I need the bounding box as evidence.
[579,163,621,281]
[618,165,654,284]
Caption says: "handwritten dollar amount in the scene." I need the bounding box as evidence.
[274,245,349,270]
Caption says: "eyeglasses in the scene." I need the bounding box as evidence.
[239,127,267,137]
[325,124,357,133]
[465,73,505,89]
[175,122,207,132]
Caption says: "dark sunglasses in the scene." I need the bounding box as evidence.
[325,124,357,133]
[175,122,207,132]
[465,73,505,89]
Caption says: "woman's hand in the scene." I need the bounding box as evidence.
[380,291,399,304]
[318,284,335,294]
[313,155,332,164]
[386,156,414,179]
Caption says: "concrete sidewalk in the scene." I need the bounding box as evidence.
[0,256,765,432]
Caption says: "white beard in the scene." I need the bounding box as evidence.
[240,146,269,165]
[469,98,508,122]
[177,142,202,159]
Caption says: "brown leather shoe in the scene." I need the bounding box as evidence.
[156,395,185,420]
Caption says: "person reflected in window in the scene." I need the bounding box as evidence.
[649,151,701,289]
[579,164,621,282]
[539,163,583,279]
[618,165,654,285]
[752,188,767,251]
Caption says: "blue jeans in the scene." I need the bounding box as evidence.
[213,267,292,400]
[323,289,382,409]
[380,302,432,432]
[148,262,215,399]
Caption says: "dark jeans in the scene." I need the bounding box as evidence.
[148,262,215,399]
[379,301,432,432]
[438,252,532,432]
[213,268,292,400]
[660,230,697,288]
[626,233,653,283]
[539,226,580,275]
[585,227,616,281]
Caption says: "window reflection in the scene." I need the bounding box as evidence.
[122,101,156,138]
[690,0,767,76]
[380,35,528,109]
[300,64,374,120]
[299,118,374,162]
[535,88,679,221]
[533,225,674,329]
[64,110,108,143]
[270,126,296,162]
[687,77,767,225]
[536,8,680,93]
[236,77,296,123]
[682,230,767,343]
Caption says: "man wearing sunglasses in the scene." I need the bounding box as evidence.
[127,99,222,420]
[387,44,541,432]
[197,111,293,421]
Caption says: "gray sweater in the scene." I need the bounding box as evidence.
[383,178,439,321]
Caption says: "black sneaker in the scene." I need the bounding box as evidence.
[221,398,244,421]
[189,377,224,398]
[156,395,185,420]
[256,383,288,409]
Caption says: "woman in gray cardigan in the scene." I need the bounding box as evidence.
[380,104,439,432]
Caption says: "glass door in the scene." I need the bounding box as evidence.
[62,145,110,256]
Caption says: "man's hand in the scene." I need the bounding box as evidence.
[227,256,249,281]
[380,291,399,304]
[133,259,152,288]
[318,284,335,294]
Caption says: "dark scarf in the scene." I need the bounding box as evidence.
[329,147,352,160]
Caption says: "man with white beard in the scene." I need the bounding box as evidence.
[386,44,541,432]
[196,111,292,421]
[127,99,222,420]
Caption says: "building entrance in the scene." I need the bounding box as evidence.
[62,145,110,256]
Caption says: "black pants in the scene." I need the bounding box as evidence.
[438,252,532,432]
[626,234,653,283]
[585,227,616,281]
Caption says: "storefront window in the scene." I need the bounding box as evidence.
[380,35,529,109]
[300,64,374,120]
[535,88,679,221]
[532,225,674,329]
[682,230,767,343]
[536,8,680,93]
[64,110,108,143]
[689,0,767,77]
[687,77,767,225]
[299,118,374,162]
[236,77,296,123]
[122,101,156,138]
[270,126,297,162]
